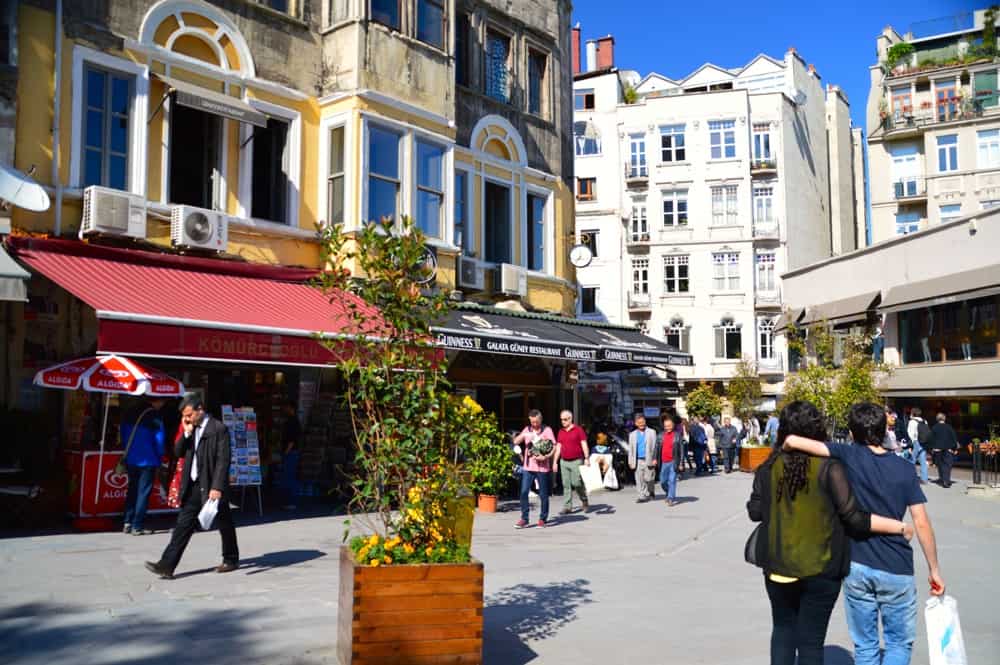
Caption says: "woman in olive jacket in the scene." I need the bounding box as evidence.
[747,401,911,665]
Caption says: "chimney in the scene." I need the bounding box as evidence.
[596,35,615,70]
[572,23,582,75]
[585,39,597,72]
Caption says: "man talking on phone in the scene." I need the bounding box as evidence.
[145,395,239,579]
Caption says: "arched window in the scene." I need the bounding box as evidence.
[758,317,776,360]
[574,121,601,156]
[715,316,742,359]
[665,316,689,352]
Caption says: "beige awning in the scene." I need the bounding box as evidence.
[774,308,804,332]
[799,291,880,326]
[154,74,268,128]
[879,265,1000,313]
[883,360,1000,397]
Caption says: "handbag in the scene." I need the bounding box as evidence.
[744,523,764,567]
[115,408,154,475]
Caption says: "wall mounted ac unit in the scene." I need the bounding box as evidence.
[170,205,229,251]
[498,263,527,297]
[457,257,486,291]
[80,186,147,238]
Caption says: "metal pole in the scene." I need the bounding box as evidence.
[94,392,110,505]
[972,441,982,485]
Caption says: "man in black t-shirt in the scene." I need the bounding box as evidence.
[785,403,945,665]
[929,412,959,488]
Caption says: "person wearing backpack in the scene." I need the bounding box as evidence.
[906,408,930,484]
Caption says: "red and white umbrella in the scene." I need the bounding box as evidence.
[33,355,185,503]
[34,354,185,396]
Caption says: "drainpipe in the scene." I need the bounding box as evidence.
[52,0,63,237]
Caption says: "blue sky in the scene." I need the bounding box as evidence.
[571,0,980,129]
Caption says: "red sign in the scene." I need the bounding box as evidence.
[99,320,348,366]
[66,451,175,517]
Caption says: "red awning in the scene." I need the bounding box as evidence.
[8,237,379,367]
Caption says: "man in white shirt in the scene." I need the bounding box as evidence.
[906,407,930,484]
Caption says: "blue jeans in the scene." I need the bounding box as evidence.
[912,444,929,483]
[843,561,917,665]
[282,451,301,505]
[658,461,677,501]
[519,470,549,522]
[692,443,708,473]
[123,465,156,531]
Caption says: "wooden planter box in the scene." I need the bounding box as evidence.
[338,546,484,665]
[740,446,771,472]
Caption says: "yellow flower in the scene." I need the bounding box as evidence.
[357,544,371,560]
[367,534,379,546]
[403,544,415,555]
[425,546,434,556]
[369,559,381,567]
[385,537,401,551]
[383,555,393,564]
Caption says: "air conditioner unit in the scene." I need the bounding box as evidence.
[457,257,486,291]
[498,263,527,297]
[170,205,229,251]
[80,186,147,238]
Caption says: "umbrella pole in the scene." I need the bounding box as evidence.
[94,393,110,505]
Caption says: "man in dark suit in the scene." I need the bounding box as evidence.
[146,396,239,579]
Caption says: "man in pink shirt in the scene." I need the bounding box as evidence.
[512,409,556,528]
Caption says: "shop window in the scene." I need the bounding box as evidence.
[416,0,445,50]
[170,104,222,210]
[581,287,599,315]
[484,180,511,263]
[485,31,511,103]
[898,296,999,364]
[455,12,470,87]
[715,318,742,359]
[528,50,547,116]
[83,64,133,191]
[415,140,444,238]
[327,126,345,225]
[251,117,291,224]
[526,193,546,271]
[371,0,400,31]
[367,125,401,223]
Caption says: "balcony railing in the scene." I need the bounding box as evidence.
[881,101,985,136]
[892,178,927,201]
[757,355,784,373]
[624,163,649,186]
[626,232,651,247]
[755,290,782,307]
[750,158,777,174]
[752,220,780,239]
[627,291,652,310]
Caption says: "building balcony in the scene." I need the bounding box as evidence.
[879,103,985,140]
[624,163,649,188]
[757,355,784,375]
[755,290,782,309]
[892,178,927,202]
[627,291,652,312]
[752,220,780,240]
[750,159,778,177]
[625,232,651,251]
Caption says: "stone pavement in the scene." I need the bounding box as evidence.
[2,469,999,665]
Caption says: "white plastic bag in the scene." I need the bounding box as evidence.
[925,595,968,665]
[602,467,619,490]
[198,498,219,530]
[579,463,605,495]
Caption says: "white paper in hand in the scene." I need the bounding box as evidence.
[198,498,219,530]
[925,595,968,665]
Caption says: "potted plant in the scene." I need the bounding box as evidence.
[315,217,487,665]
[461,396,509,512]
[739,435,772,472]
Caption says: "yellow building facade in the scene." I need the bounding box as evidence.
[11,0,577,314]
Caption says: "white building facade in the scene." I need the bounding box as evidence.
[572,46,859,417]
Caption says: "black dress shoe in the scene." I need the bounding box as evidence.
[144,561,173,580]
[215,562,239,573]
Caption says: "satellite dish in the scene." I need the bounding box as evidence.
[184,212,213,243]
[0,163,50,212]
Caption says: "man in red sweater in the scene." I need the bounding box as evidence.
[659,415,679,506]
[555,410,590,514]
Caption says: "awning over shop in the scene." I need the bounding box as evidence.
[433,305,693,368]
[774,308,804,332]
[879,265,1000,313]
[8,237,375,367]
[800,291,881,327]
[0,243,29,302]
[883,360,1000,397]
[154,74,268,128]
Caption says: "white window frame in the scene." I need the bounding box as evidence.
[662,189,688,227]
[753,185,774,223]
[413,136,448,240]
[939,203,962,224]
[937,134,958,173]
[714,318,743,359]
[580,285,599,315]
[711,184,738,226]
[238,97,302,226]
[480,172,515,264]
[630,203,648,241]
[318,111,353,227]
[755,251,776,293]
[752,122,771,163]
[977,128,1000,169]
[524,184,554,275]
[70,45,149,196]
[712,251,740,291]
[629,134,647,177]
[631,257,649,295]
[665,319,689,352]
[453,166,473,253]
[580,229,599,259]
[663,254,690,293]
[708,119,736,160]
[894,211,920,236]
[758,317,776,360]
[660,124,686,163]
[981,199,1000,210]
